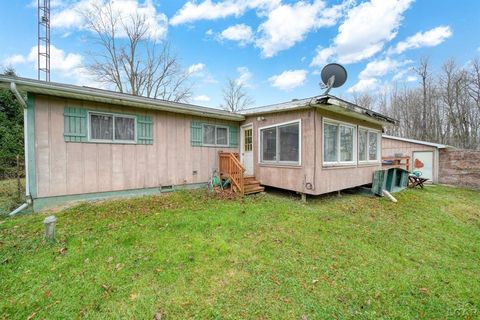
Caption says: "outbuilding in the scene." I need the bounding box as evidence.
[382,135,449,184]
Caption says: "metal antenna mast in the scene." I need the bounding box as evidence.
[38,0,51,82]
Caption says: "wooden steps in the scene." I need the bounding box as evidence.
[219,152,263,196]
[243,176,264,195]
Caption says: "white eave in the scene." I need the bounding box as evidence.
[382,134,450,149]
[241,95,397,126]
[0,76,244,121]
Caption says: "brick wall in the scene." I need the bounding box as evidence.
[439,149,480,189]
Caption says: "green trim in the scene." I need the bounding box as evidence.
[27,93,37,199]
[64,106,88,142]
[137,115,154,145]
[32,182,208,212]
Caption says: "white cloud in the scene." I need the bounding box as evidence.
[348,78,380,93]
[256,0,349,58]
[170,0,280,26]
[359,57,402,79]
[2,44,105,87]
[349,57,412,93]
[311,0,413,66]
[235,67,253,87]
[268,69,307,90]
[389,26,453,54]
[193,94,211,102]
[311,47,336,68]
[219,24,254,45]
[188,63,206,75]
[51,0,168,41]
[2,54,27,66]
[406,75,417,82]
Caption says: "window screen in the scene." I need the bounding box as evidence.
[369,131,378,160]
[203,124,216,145]
[340,125,354,162]
[261,127,277,161]
[260,121,300,164]
[358,129,368,161]
[216,127,228,145]
[115,117,135,141]
[279,123,299,162]
[323,123,338,162]
[90,114,113,140]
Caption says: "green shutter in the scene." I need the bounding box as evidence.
[229,125,239,147]
[191,121,203,146]
[137,115,153,145]
[64,106,87,142]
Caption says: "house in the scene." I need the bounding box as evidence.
[1,76,396,212]
[382,135,449,183]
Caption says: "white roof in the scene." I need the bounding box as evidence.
[382,134,449,149]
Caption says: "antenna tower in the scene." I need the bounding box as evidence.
[38,0,51,81]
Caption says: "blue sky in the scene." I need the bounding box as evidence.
[1,0,479,108]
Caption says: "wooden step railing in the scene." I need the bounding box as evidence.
[219,151,245,195]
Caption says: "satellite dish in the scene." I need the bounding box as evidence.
[320,63,347,95]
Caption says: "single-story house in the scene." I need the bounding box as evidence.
[382,135,449,183]
[1,76,396,211]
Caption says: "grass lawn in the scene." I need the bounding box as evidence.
[1,186,479,319]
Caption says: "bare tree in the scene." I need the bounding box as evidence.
[80,2,192,102]
[221,79,254,112]
[351,91,377,110]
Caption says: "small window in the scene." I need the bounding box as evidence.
[323,119,356,165]
[359,128,380,162]
[202,124,229,146]
[244,128,252,152]
[89,112,136,143]
[260,120,300,165]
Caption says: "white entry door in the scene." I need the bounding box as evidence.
[412,151,434,180]
[241,125,254,176]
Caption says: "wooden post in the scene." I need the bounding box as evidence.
[301,193,307,203]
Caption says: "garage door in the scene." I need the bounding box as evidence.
[412,151,434,180]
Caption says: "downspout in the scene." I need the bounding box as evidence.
[8,81,30,216]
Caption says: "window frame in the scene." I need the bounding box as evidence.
[87,111,137,144]
[358,126,381,163]
[322,117,357,166]
[202,124,230,147]
[258,119,302,166]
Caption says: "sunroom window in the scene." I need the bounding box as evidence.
[323,120,356,165]
[359,128,380,162]
[260,121,300,165]
[89,112,136,143]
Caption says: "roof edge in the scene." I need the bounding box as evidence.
[382,134,450,149]
[0,76,244,121]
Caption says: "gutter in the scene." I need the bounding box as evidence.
[8,81,30,216]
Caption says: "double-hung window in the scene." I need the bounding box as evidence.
[358,127,380,162]
[323,119,356,165]
[260,120,301,165]
[202,124,229,146]
[89,112,136,143]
